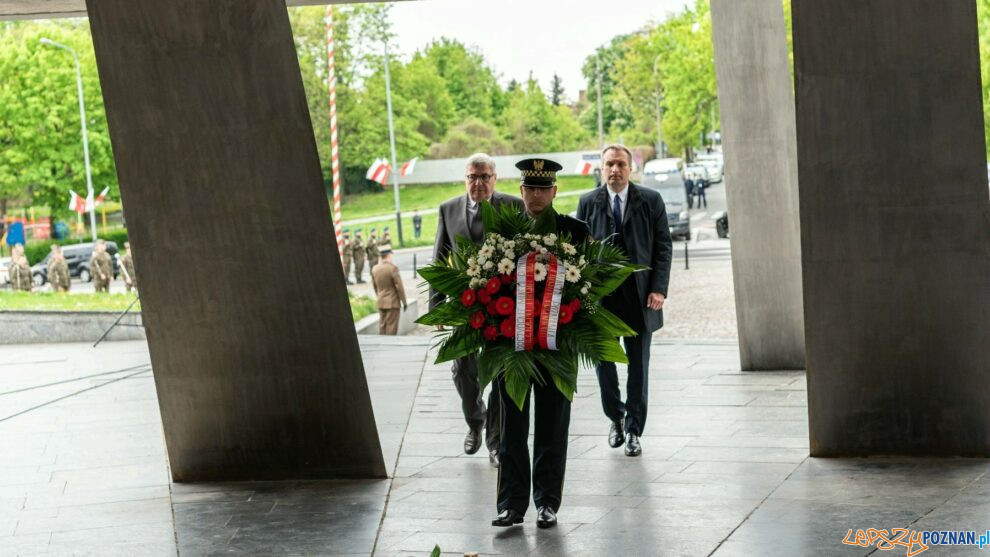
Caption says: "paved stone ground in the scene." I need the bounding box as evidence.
[3,336,989,556]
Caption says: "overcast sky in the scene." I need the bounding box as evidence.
[388,0,694,103]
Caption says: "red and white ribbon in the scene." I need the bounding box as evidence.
[515,251,565,352]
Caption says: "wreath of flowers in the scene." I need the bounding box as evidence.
[416,201,644,410]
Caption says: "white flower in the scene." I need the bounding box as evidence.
[562,243,577,256]
[578,255,587,267]
[466,265,480,278]
[584,281,591,290]
[479,245,495,258]
[498,258,515,274]
[565,264,581,283]
[530,240,539,248]
[477,254,488,266]
[483,260,494,270]
[468,257,477,267]
[472,277,486,289]
[539,247,548,255]
[580,286,589,295]
[543,233,557,245]
[533,262,547,282]
[503,250,515,261]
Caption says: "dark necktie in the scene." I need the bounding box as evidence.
[469,204,483,243]
[612,194,623,240]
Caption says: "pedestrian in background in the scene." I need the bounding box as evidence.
[371,244,406,335]
[694,174,708,209]
[89,240,113,293]
[366,228,379,270]
[11,254,32,292]
[118,242,137,292]
[684,173,695,209]
[47,245,71,292]
[352,228,366,284]
[412,210,422,239]
[341,228,353,285]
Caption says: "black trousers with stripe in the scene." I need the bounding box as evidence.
[495,368,571,515]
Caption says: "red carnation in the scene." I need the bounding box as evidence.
[569,299,582,312]
[500,273,512,285]
[486,301,499,316]
[500,318,515,338]
[483,325,498,341]
[478,289,492,305]
[485,277,501,295]
[470,311,485,329]
[461,289,477,307]
[495,296,515,316]
[559,305,574,325]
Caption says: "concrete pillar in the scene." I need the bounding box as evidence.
[793,0,990,455]
[86,0,386,480]
[710,0,805,371]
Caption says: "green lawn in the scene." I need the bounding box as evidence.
[0,290,377,322]
[340,175,596,222]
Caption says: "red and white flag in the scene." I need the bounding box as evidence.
[86,186,110,211]
[400,157,417,177]
[366,158,390,186]
[574,159,595,176]
[68,190,87,214]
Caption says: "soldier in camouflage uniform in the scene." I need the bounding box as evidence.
[119,241,137,292]
[11,254,33,292]
[47,245,71,292]
[341,228,353,285]
[366,228,379,270]
[352,228,366,284]
[89,240,113,293]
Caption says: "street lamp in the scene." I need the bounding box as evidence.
[40,37,97,242]
[653,54,664,159]
[382,39,404,247]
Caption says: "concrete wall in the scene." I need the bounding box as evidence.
[0,311,145,344]
[710,0,805,371]
[793,0,990,455]
[86,0,385,480]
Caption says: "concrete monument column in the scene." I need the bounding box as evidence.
[710,0,806,371]
[793,0,990,455]
[86,0,386,480]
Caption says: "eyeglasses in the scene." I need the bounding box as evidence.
[466,174,493,183]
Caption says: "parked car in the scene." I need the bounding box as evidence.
[0,256,10,286]
[642,174,691,241]
[31,241,119,285]
[684,164,711,183]
[643,158,683,182]
[714,211,729,238]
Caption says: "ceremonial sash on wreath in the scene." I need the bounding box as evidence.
[515,251,565,352]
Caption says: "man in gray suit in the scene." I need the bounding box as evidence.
[576,144,673,458]
[432,153,524,467]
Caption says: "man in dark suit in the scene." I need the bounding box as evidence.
[493,158,589,530]
[576,144,673,457]
[432,153,523,467]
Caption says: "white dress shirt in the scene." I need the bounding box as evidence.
[606,184,629,222]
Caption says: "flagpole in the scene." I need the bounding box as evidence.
[325,6,344,258]
[382,39,404,247]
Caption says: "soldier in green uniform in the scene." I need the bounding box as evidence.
[366,228,379,270]
[381,226,392,246]
[352,228,366,283]
[341,228,353,285]
[89,239,113,293]
[11,254,33,292]
[119,242,137,292]
[47,245,71,292]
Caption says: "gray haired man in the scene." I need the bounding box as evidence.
[432,153,523,467]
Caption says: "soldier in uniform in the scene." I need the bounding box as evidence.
[89,240,113,293]
[119,242,137,292]
[370,243,406,335]
[11,254,33,292]
[366,228,379,270]
[341,228,353,285]
[352,228,366,283]
[47,245,71,292]
[492,158,589,530]
[381,226,392,246]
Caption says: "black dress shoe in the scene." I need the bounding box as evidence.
[491,509,524,527]
[464,427,482,455]
[489,449,500,468]
[625,433,642,457]
[536,506,557,529]
[608,420,625,448]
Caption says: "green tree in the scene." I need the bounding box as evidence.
[412,38,505,122]
[0,21,117,220]
[501,77,589,153]
[428,117,510,158]
[551,73,564,106]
